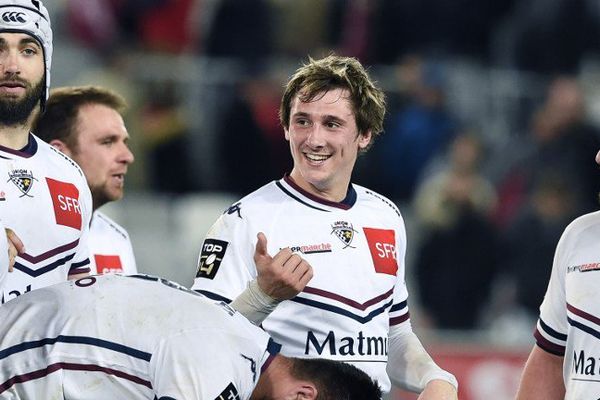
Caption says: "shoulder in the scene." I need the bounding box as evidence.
[34,135,86,180]
[354,184,403,219]
[562,211,600,243]
[91,211,130,240]
[223,181,282,215]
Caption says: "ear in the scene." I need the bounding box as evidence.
[49,139,73,157]
[358,130,372,150]
[289,383,317,400]
[284,128,290,141]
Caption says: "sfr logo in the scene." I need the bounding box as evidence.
[46,177,82,230]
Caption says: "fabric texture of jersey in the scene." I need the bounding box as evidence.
[192,175,409,392]
[88,211,137,275]
[0,134,92,303]
[0,219,7,294]
[0,274,276,399]
[535,211,600,399]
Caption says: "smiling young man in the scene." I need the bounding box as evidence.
[35,86,137,276]
[191,55,458,399]
[0,0,93,304]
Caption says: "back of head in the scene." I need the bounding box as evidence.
[0,0,52,108]
[291,357,382,399]
[34,85,127,149]
[279,54,386,150]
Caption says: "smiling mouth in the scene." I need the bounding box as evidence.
[305,153,330,163]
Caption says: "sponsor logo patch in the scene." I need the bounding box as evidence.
[8,169,37,197]
[363,227,398,275]
[290,242,332,254]
[197,239,228,279]
[46,177,82,230]
[214,382,240,400]
[94,254,123,274]
[567,262,600,274]
[331,221,357,249]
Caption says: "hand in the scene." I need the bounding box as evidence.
[253,232,313,301]
[417,380,458,400]
[5,228,25,272]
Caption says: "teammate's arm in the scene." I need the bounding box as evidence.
[515,345,565,400]
[387,322,457,398]
[230,232,313,325]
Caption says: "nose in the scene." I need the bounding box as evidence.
[1,51,20,75]
[306,125,325,148]
[119,143,135,165]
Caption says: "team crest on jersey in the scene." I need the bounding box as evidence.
[214,383,240,400]
[331,220,357,249]
[7,169,37,197]
[197,238,229,279]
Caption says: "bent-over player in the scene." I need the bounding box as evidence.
[0,273,382,399]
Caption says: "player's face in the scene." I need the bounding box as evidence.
[285,88,371,201]
[69,103,134,209]
[0,33,44,125]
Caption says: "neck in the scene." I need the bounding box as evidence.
[0,123,30,150]
[289,170,349,203]
[251,355,291,399]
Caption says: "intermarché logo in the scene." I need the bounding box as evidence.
[2,12,26,23]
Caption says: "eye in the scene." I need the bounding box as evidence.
[21,47,38,56]
[294,118,311,127]
[326,121,341,129]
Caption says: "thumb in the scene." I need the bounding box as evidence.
[255,232,269,259]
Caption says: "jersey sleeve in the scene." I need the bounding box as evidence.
[191,208,256,302]
[389,214,410,328]
[68,182,92,277]
[534,225,571,356]
[122,233,137,275]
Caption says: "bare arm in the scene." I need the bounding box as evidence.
[515,345,565,400]
[417,380,457,400]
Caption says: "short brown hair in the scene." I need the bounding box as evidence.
[34,86,127,150]
[279,54,386,151]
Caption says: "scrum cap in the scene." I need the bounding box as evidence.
[0,0,52,107]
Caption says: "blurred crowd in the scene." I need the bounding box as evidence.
[48,0,600,338]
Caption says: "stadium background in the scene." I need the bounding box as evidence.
[48,1,600,398]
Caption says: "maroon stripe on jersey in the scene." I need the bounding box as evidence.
[0,362,152,393]
[567,302,600,326]
[533,328,565,356]
[282,175,354,210]
[303,286,394,310]
[19,239,79,264]
[389,312,410,326]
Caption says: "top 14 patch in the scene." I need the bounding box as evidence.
[197,238,229,279]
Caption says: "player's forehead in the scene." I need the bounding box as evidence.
[0,31,40,47]
[291,87,354,118]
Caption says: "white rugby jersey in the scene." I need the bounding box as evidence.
[88,211,137,275]
[0,274,278,399]
[192,175,409,392]
[0,134,92,303]
[0,219,8,295]
[535,211,600,399]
